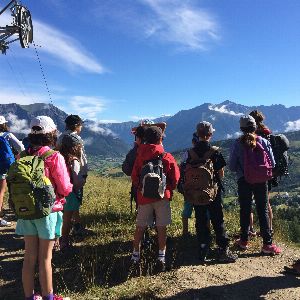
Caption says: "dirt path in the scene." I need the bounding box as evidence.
[1,217,300,300]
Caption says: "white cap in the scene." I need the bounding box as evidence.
[30,116,57,134]
[0,116,8,125]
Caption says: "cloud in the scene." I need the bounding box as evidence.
[60,96,107,120]
[208,105,243,116]
[92,0,219,51]
[6,113,30,134]
[0,11,105,73]
[284,119,300,132]
[140,0,220,50]
[226,132,241,139]
[0,89,49,105]
[85,120,117,136]
[83,137,94,146]
[34,20,106,74]
[131,115,156,122]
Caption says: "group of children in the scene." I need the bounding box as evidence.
[123,110,287,271]
[0,109,299,299]
[0,114,87,300]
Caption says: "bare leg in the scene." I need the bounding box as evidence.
[133,226,146,251]
[62,211,73,237]
[38,239,55,297]
[0,179,6,216]
[22,236,38,297]
[72,210,80,224]
[156,226,167,251]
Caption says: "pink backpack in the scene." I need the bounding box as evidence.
[244,138,273,184]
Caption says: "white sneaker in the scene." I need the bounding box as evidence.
[0,219,12,226]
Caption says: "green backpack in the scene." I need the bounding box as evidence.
[7,150,57,220]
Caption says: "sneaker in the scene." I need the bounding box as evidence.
[53,295,70,300]
[235,239,249,250]
[155,259,166,272]
[261,243,282,255]
[0,218,12,227]
[199,244,210,262]
[217,247,238,263]
[33,294,42,300]
[249,228,257,237]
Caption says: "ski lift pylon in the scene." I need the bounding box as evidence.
[0,0,33,54]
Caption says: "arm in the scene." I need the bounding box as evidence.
[218,167,225,178]
[165,154,180,191]
[70,160,86,192]
[7,133,25,154]
[48,153,73,197]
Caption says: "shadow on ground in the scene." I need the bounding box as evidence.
[162,275,300,300]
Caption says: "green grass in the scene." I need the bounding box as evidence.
[2,174,299,300]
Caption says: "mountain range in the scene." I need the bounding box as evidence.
[1,100,300,155]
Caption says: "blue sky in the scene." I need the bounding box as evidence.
[0,0,300,122]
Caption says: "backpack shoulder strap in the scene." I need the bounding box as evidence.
[203,146,219,160]
[40,149,56,160]
[188,149,199,161]
[2,132,9,139]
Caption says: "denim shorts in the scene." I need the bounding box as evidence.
[64,192,81,211]
[181,201,193,218]
[15,211,63,240]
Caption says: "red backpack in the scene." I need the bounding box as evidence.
[243,137,273,184]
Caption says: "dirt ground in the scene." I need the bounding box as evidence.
[1,216,300,300]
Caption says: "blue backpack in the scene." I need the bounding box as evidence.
[0,132,15,174]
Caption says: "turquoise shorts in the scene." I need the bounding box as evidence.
[64,192,81,211]
[15,211,63,240]
[182,201,193,218]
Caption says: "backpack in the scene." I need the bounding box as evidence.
[183,147,219,205]
[0,132,15,174]
[243,138,273,184]
[269,134,289,177]
[139,153,166,199]
[7,150,57,220]
[122,145,138,176]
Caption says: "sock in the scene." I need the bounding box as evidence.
[43,294,54,300]
[131,250,140,262]
[158,249,166,262]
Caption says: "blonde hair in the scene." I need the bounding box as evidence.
[240,132,257,149]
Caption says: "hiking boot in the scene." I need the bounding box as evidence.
[217,247,238,263]
[199,244,210,262]
[128,258,141,277]
[261,243,282,255]
[73,223,90,237]
[0,218,12,227]
[155,259,166,273]
[235,239,249,250]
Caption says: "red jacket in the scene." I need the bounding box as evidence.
[131,143,180,205]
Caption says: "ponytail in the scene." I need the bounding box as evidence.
[240,132,257,149]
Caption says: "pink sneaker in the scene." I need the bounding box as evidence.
[33,294,42,300]
[235,239,249,250]
[262,244,282,255]
[53,295,70,300]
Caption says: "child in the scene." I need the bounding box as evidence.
[229,115,281,255]
[185,122,237,263]
[15,116,72,300]
[131,126,180,271]
[0,115,24,226]
[59,134,86,250]
[56,115,87,235]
